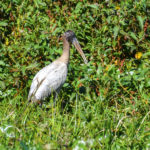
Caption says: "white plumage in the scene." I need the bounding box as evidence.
[28,30,87,103]
[28,61,67,102]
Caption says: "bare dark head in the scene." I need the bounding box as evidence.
[62,30,88,64]
[63,30,76,43]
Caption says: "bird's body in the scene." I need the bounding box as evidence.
[28,61,67,102]
[28,30,87,103]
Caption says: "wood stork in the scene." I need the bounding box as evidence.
[28,30,87,103]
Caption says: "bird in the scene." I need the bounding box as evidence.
[28,30,88,103]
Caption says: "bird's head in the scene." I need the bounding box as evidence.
[63,30,88,64]
[63,30,76,43]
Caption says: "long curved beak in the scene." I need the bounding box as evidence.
[72,38,88,64]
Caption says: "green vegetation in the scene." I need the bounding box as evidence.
[0,0,150,149]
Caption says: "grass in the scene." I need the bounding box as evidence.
[0,82,149,149]
[0,0,150,149]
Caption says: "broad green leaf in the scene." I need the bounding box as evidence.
[0,21,8,26]
[143,52,150,58]
[0,61,5,66]
[26,63,39,70]
[137,16,144,30]
[113,26,119,40]
[87,4,99,10]
[0,81,5,90]
[130,32,138,41]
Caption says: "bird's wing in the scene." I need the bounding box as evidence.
[28,63,55,100]
[28,62,67,101]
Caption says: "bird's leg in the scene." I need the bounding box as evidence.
[38,100,43,107]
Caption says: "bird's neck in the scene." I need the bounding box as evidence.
[58,38,70,64]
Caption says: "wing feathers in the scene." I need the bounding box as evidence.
[28,62,67,101]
